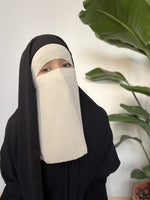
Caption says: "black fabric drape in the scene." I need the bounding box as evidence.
[84,177,108,200]
[0,34,120,200]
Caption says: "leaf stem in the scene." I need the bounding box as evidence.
[144,48,150,62]
[125,78,150,124]
[124,80,150,124]
[126,80,142,107]
[140,142,150,165]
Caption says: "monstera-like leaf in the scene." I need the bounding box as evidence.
[79,0,150,60]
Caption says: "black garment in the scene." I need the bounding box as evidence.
[41,159,108,200]
[0,34,120,200]
[84,177,108,200]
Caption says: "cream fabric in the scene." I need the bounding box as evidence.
[31,44,88,164]
[31,43,73,78]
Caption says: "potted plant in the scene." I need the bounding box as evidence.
[85,67,150,200]
[79,0,150,199]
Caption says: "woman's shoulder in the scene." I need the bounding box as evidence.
[7,109,19,125]
[4,109,19,145]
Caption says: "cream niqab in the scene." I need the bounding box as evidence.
[31,44,88,164]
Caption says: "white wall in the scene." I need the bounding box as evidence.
[0,0,150,197]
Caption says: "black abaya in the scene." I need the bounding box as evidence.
[0,34,120,200]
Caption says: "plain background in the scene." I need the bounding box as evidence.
[0,0,150,197]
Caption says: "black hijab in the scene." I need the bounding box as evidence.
[0,34,120,200]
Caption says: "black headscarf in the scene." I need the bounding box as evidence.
[0,34,120,200]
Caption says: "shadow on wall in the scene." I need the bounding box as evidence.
[81,47,148,70]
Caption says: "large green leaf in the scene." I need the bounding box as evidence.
[85,67,127,82]
[109,113,150,137]
[79,0,150,59]
[131,169,147,180]
[120,84,150,97]
[120,104,150,121]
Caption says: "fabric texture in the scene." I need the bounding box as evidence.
[33,66,88,163]
[31,42,88,164]
[84,177,108,200]
[31,43,73,78]
[0,34,120,200]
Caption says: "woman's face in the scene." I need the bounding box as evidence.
[37,58,74,77]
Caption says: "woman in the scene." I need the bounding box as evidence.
[0,34,120,200]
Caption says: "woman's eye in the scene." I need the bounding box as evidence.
[42,68,51,72]
[62,63,71,67]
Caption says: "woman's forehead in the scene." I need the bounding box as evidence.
[31,43,73,78]
[30,34,70,59]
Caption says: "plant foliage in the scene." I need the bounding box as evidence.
[79,0,150,60]
[79,0,150,181]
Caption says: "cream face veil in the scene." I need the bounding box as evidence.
[31,43,88,164]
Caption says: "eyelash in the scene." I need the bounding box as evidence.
[42,63,71,72]
[42,68,51,72]
[62,63,71,67]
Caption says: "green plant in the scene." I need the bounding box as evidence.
[79,0,150,181]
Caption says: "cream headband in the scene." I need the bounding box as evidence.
[31,43,73,78]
